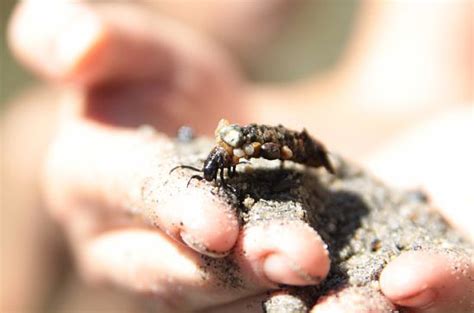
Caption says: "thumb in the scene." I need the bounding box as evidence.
[8,1,240,88]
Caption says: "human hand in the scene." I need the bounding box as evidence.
[9,1,472,313]
[8,2,330,312]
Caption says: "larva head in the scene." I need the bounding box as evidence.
[202,147,229,181]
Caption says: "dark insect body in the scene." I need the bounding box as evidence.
[171,119,334,186]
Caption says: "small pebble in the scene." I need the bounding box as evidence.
[219,124,244,147]
[176,126,195,143]
[243,143,255,156]
[233,148,246,158]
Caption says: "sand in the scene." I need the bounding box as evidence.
[140,134,472,313]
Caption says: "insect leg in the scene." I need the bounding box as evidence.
[215,168,232,190]
[224,183,237,194]
[169,165,202,174]
[220,168,226,184]
[218,168,238,194]
[227,166,234,178]
[187,175,204,187]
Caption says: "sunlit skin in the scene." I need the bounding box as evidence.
[3,1,472,312]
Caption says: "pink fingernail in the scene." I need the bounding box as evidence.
[396,288,436,309]
[180,231,230,258]
[263,253,322,286]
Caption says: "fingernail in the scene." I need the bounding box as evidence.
[53,5,105,72]
[180,231,230,258]
[263,253,322,286]
[395,289,436,309]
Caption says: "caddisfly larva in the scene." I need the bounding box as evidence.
[170,119,334,186]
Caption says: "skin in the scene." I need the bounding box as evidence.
[3,1,472,312]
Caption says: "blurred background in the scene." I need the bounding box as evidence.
[1,1,472,313]
[1,0,35,104]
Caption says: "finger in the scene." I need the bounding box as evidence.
[236,221,330,286]
[78,228,256,311]
[311,286,396,313]
[71,209,329,310]
[8,1,239,88]
[380,250,474,313]
[45,116,239,257]
[9,1,106,83]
